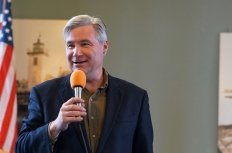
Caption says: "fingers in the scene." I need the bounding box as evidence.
[53,97,87,132]
[63,116,85,122]
[60,97,87,121]
[61,103,86,112]
[65,97,85,106]
[52,113,85,133]
[58,109,86,126]
[62,110,87,118]
[61,100,86,117]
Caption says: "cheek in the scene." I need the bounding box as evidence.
[66,49,72,60]
[66,50,73,70]
[94,53,104,64]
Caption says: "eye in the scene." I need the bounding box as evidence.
[67,43,75,49]
[80,40,92,47]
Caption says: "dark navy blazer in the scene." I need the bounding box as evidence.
[16,74,153,153]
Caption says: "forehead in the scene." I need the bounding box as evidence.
[65,25,97,41]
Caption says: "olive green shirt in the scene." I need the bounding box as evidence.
[82,70,108,153]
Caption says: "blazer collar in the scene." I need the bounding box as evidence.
[58,73,73,102]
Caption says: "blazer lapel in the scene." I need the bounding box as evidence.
[97,76,124,153]
[58,74,73,103]
[72,122,91,153]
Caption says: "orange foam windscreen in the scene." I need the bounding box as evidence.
[70,69,86,88]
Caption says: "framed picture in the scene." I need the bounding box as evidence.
[218,33,232,153]
[12,19,69,130]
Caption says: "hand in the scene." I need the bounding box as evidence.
[49,97,87,139]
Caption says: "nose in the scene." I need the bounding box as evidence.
[72,46,82,56]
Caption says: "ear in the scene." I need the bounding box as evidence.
[103,41,109,55]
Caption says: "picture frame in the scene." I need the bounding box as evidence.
[218,33,232,153]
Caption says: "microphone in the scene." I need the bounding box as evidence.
[70,69,89,153]
[70,69,86,106]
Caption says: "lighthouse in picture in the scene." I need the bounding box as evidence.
[27,36,45,90]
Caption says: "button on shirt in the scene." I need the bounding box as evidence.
[82,71,108,153]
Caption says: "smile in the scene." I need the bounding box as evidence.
[73,60,87,64]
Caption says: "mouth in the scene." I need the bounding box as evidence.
[73,60,87,65]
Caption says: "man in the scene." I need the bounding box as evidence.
[16,15,153,153]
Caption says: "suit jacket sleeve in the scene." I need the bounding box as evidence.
[15,87,52,153]
[132,91,154,153]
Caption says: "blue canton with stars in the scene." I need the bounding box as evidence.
[0,0,13,46]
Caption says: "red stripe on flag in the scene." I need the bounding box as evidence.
[9,124,18,153]
[0,45,13,97]
[0,74,16,148]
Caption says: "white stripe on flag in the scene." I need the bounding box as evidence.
[0,54,15,130]
[0,42,7,68]
[3,98,17,151]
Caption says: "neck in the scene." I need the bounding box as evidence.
[86,69,104,94]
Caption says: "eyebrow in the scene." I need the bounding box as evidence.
[66,39,91,43]
[66,41,74,44]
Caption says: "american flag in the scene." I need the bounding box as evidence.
[0,0,18,153]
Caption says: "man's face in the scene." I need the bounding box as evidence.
[65,25,108,78]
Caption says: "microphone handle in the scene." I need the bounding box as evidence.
[74,87,89,153]
[74,87,83,106]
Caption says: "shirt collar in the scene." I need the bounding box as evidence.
[100,68,109,90]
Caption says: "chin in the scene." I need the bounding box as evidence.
[72,67,84,72]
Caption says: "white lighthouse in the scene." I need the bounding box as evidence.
[27,36,45,90]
